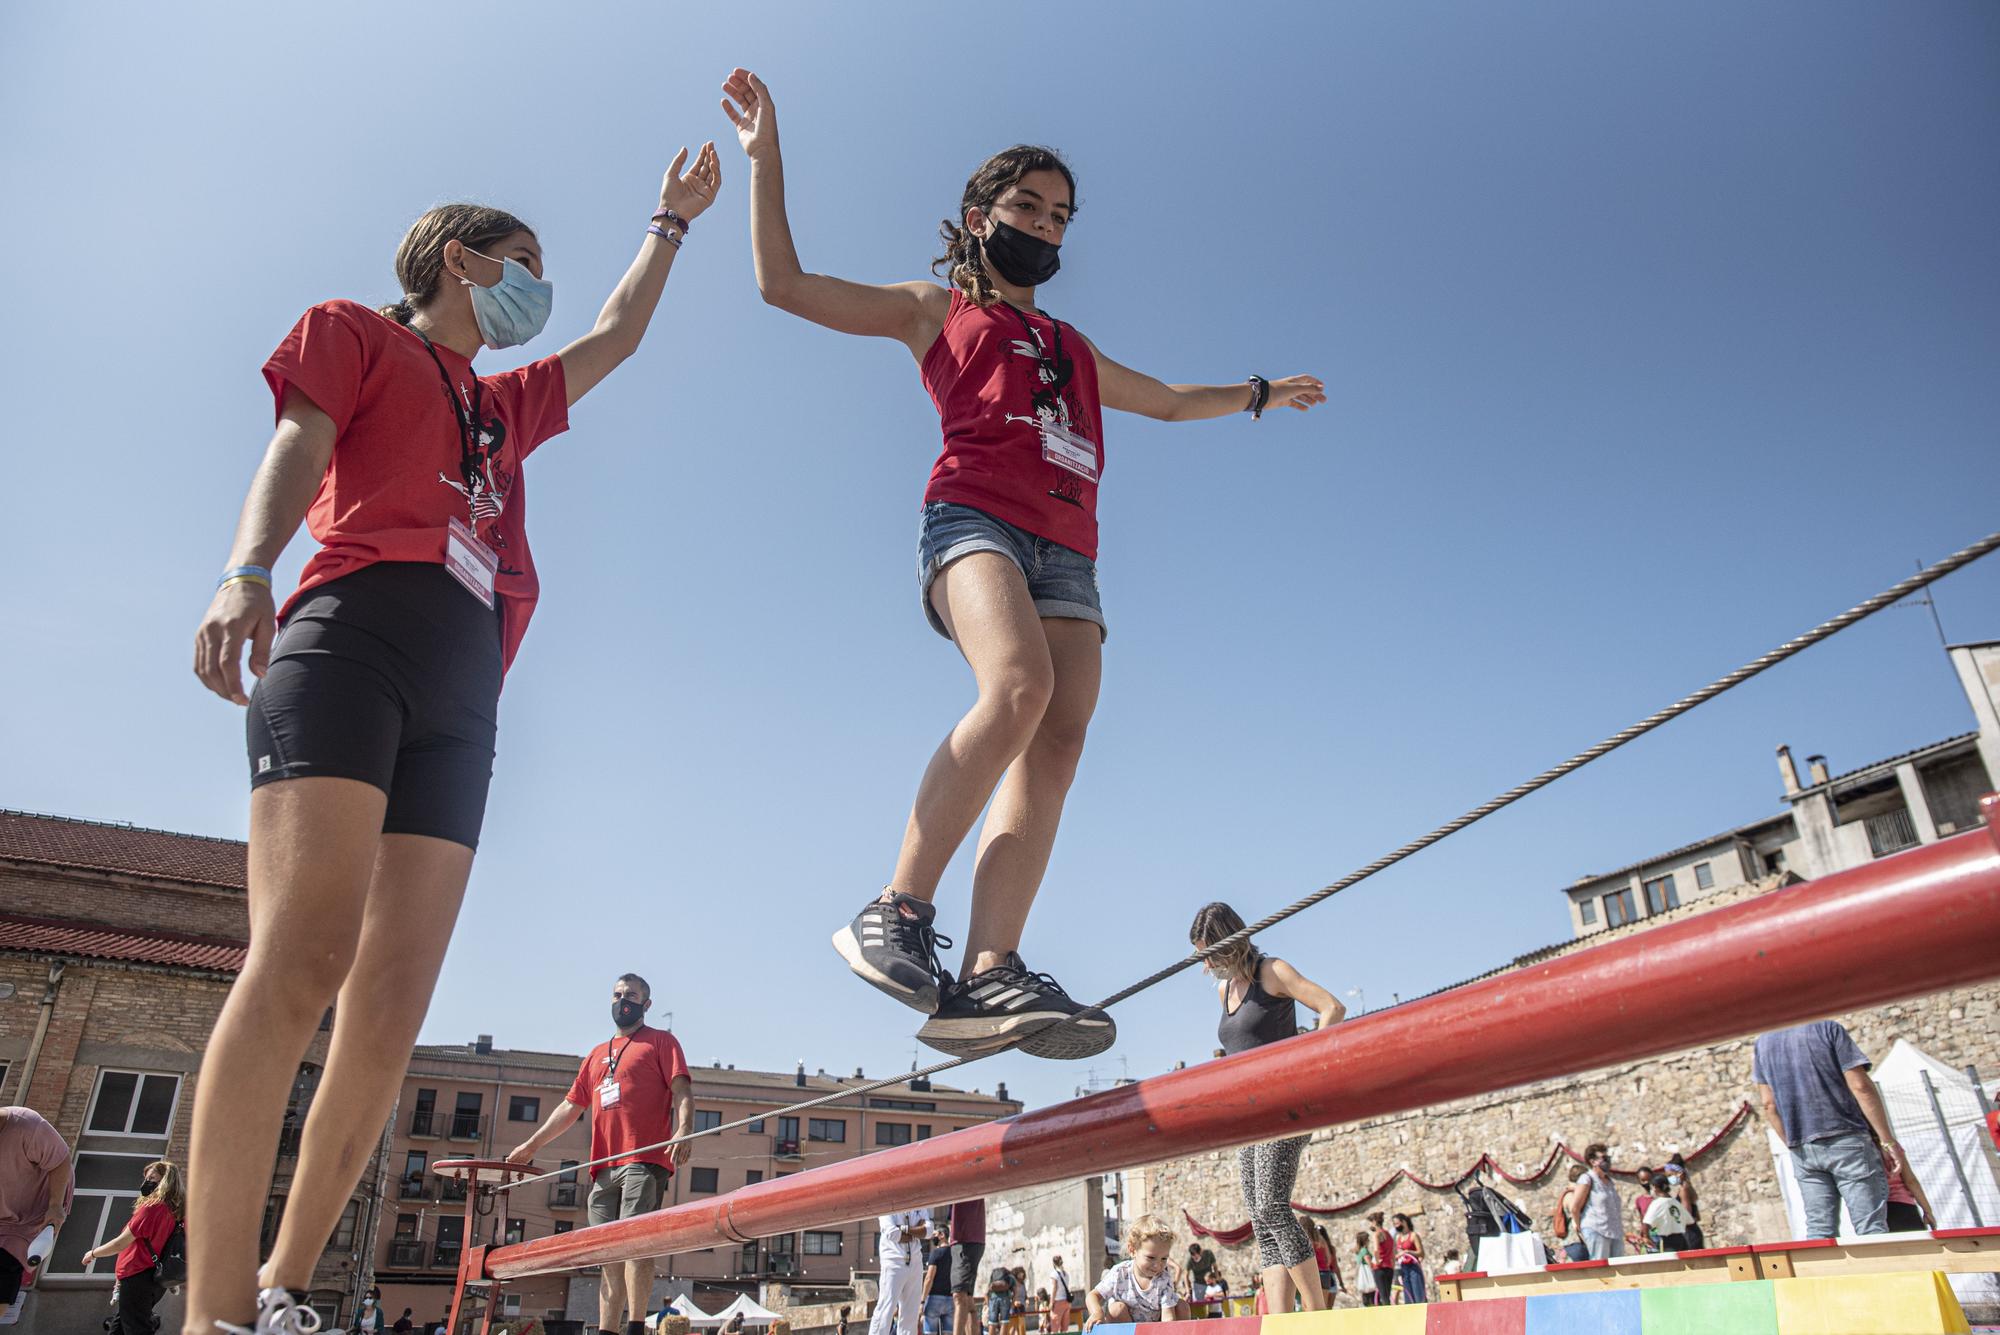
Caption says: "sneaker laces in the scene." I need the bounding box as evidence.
[984,951,1070,998]
[258,1289,322,1335]
[882,901,953,981]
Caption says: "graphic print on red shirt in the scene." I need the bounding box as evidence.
[564,1024,691,1178]
[261,299,570,672]
[921,291,1105,560]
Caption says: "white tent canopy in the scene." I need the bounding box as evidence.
[653,1295,783,1329]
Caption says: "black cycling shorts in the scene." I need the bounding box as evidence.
[247,562,503,849]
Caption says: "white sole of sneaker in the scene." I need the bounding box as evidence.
[832,924,940,1014]
[916,1007,1112,1058]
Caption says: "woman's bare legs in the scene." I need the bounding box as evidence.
[888,553,1053,902]
[184,778,386,1334]
[260,833,474,1290]
[963,617,1100,973]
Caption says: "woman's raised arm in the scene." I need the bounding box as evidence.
[722,68,945,356]
[558,142,722,405]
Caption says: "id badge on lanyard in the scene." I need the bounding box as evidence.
[1040,420,1099,482]
[597,1074,621,1110]
[444,516,499,608]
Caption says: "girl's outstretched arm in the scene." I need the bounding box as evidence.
[1085,336,1326,422]
[722,68,945,356]
[558,142,723,405]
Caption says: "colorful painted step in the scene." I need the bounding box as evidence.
[1260,1308,1429,1334]
[1771,1271,1968,1334]
[1638,1280,1777,1335]
[1421,1297,1525,1333]
[1523,1289,1640,1334]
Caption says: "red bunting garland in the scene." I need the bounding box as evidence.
[1182,1101,1753,1241]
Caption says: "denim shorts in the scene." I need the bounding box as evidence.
[917,501,1105,641]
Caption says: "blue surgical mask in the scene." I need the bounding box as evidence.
[462,247,553,348]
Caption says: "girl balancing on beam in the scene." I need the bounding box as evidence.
[720,67,1326,1060]
[187,143,721,1335]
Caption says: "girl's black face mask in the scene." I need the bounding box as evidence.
[979,220,1061,287]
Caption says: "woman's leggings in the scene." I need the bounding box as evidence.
[1236,1135,1313,1270]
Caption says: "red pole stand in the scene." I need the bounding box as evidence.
[484,819,2000,1282]
[436,1160,537,1333]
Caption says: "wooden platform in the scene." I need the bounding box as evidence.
[1434,1226,2000,1301]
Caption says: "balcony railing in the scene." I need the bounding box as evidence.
[447,1114,486,1141]
[765,1255,797,1276]
[398,1176,428,1200]
[388,1240,424,1268]
[773,1137,802,1160]
[1866,807,1920,858]
[432,1244,462,1269]
[548,1183,580,1209]
[437,1176,468,1202]
[409,1110,442,1138]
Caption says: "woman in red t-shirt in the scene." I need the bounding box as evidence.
[721,69,1326,1060]
[82,1160,181,1335]
[184,145,722,1335]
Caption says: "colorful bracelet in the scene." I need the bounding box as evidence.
[651,207,693,234]
[217,565,272,591]
[647,222,684,248]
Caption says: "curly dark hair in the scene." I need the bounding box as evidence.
[933,145,1077,306]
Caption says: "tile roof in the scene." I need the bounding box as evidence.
[1818,731,1979,788]
[0,912,247,974]
[0,810,246,890]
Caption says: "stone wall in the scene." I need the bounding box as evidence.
[1127,865,2000,1290]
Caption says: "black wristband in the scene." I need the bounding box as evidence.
[651,207,693,234]
[1247,375,1271,420]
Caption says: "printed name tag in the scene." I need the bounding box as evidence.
[444,515,499,608]
[597,1076,621,1110]
[1040,421,1099,482]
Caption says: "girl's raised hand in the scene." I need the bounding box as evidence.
[720,67,778,159]
[661,141,722,223]
[1268,374,1328,413]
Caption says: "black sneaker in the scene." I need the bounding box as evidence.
[916,952,1115,1059]
[832,892,952,1014]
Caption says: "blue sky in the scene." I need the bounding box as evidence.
[4,2,1997,1116]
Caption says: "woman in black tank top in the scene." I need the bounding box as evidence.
[1190,902,1348,1315]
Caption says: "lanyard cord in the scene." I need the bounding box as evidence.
[1006,303,1070,405]
[414,332,490,511]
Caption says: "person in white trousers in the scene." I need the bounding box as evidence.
[872,1208,933,1335]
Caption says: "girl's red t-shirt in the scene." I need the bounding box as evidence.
[920,291,1105,560]
[261,299,570,673]
[114,1201,175,1280]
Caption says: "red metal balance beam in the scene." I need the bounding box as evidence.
[483,809,2000,1281]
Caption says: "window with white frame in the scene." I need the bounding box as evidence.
[1694,861,1714,890]
[46,1151,155,1277]
[86,1070,182,1138]
[1578,897,1598,926]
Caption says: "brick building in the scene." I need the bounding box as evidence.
[0,811,378,1335]
[373,1041,1020,1328]
[0,810,1021,1334]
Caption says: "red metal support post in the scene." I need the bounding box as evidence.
[478,821,2000,1282]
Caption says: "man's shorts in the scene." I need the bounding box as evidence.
[947,1242,987,1295]
[588,1163,671,1226]
[923,1294,954,1334]
[0,1248,22,1306]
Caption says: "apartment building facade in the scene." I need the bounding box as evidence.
[372,1044,1021,1328]
[1564,640,1998,936]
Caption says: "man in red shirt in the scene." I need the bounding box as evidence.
[508,975,691,1335]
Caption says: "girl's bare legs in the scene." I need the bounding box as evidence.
[888,553,1053,901]
[964,617,1099,974]
[260,834,474,1290]
[184,778,386,1334]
